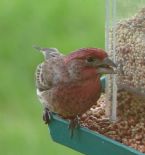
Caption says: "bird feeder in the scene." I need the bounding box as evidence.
[48,0,145,154]
[105,0,145,122]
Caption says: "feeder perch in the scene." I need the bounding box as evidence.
[48,115,144,155]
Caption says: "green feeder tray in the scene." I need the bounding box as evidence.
[49,115,144,155]
[48,77,144,155]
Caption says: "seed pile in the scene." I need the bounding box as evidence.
[80,92,145,153]
[109,7,145,95]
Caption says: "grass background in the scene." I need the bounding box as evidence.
[0,0,105,154]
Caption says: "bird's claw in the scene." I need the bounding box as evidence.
[43,108,51,124]
[68,116,80,138]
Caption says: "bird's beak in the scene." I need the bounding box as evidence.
[96,57,117,74]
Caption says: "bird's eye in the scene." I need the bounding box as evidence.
[87,57,95,62]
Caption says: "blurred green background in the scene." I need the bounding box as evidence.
[0,0,105,154]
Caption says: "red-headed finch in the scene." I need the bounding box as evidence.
[34,47,116,136]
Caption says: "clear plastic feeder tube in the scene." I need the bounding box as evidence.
[105,0,145,121]
[105,0,117,122]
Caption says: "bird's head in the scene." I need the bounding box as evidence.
[64,48,116,80]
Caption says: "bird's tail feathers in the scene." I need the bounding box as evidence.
[33,45,62,59]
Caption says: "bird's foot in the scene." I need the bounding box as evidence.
[43,108,51,124]
[68,116,80,138]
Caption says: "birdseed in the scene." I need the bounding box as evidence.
[80,93,145,153]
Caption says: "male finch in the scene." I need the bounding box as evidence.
[34,47,116,133]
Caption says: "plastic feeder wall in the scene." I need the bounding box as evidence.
[48,77,144,155]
